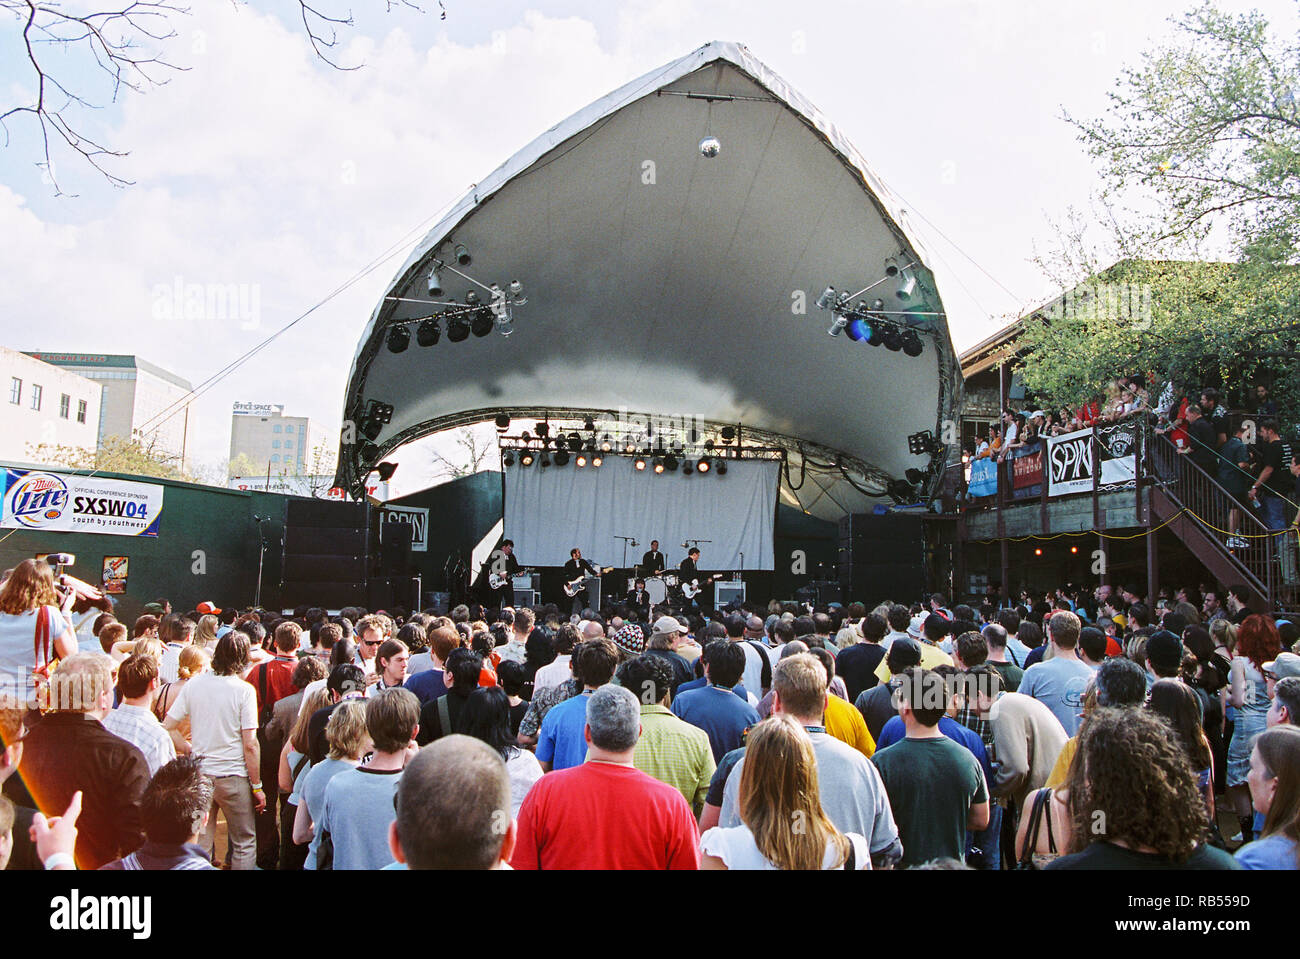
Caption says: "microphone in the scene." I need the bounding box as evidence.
[630,539,638,547]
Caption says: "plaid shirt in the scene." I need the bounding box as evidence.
[103,703,177,776]
[632,704,716,814]
[953,706,996,765]
[518,678,580,739]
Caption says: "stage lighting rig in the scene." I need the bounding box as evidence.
[907,430,937,456]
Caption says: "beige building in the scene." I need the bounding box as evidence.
[228,403,327,478]
[24,352,196,471]
[0,348,104,465]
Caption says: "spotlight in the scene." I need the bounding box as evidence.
[520,451,535,467]
[361,418,382,440]
[847,316,874,342]
[568,432,582,451]
[653,457,664,474]
[540,453,551,468]
[908,431,936,455]
[454,243,472,266]
[447,311,471,342]
[704,439,715,450]
[417,317,441,346]
[881,326,903,351]
[664,454,678,472]
[583,416,596,432]
[358,441,380,462]
[827,312,849,337]
[521,431,532,442]
[465,290,480,306]
[375,462,399,482]
[509,279,527,305]
[720,426,736,443]
[503,451,515,467]
[1070,545,1079,554]
[905,468,927,486]
[495,306,514,337]
[427,263,444,297]
[386,325,410,353]
[536,423,550,438]
[367,400,394,423]
[591,455,602,467]
[816,286,837,310]
[897,268,917,300]
[1034,547,1043,557]
[716,460,727,476]
[901,329,923,357]
[553,449,570,466]
[634,456,646,471]
[883,258,900,277]
[682,461,694,475]
[471,307,493,337]
[600,435,613,452]
[495,413,511,430]
[575,454,587,468]
[872,298,885,311]
[697,457,711,473]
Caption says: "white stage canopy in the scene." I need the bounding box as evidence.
[504,458,778,571]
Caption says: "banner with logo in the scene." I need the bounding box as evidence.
[2,469,164,537]
[967,457,998,497]
[1010,441,1044,499]
[380,505,428,552]
[1046,425,1138,497]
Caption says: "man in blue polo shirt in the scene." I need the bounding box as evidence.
[536,638,619,771]
[670,641,759,762]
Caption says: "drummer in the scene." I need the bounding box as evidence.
[625,578,651,621]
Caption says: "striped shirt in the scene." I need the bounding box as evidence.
[633,704,716,814]
[103,703,178,775]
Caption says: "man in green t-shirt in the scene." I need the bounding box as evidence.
[871,667,989,868]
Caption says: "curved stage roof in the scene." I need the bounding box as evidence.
[338,41,962,521]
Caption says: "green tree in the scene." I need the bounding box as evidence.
[26,434,193,481]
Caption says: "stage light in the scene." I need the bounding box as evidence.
[536,423,550,438]
[358,441,380,462]
[682,461,694,475]
[720,427,735,443]
[664,454,678,472]
[827,312,849,336]
[847,316,873,342]
[601,437,613,452]
[881,326,903,351]
[386,325,410,353]
[495,307,514,337]
[471,307,494,337]
[897,268,917,300]
[816,286,837,310]
[368,401,394,423]
[375,462,399,482]
[465,290,480,306]
[503,451,515,466]
[872,298,885,311]
[417,317,441,346]
[1070,545,1079,554]
[521,430,532,442]
[361,418,383,440]
[575,454,587,467]
[653,457,664,474]
[592,455,602,467]
[455,243,472,266]
[1034,547,1043,557]
[908,431,935,455]
[520,451,535,467]
[634,456,646,471]
[540,453,551,468]
[697,457,711,473]
[883,258,900,278]
[553,449,570,467]
[447,311,471,342]
[716,460,727,475]
[509,279,527,305]
[427,263,444,297]
[568,432,582,451]
[583,416,595,432]
[495,413,511,430]
[901,329,923,357]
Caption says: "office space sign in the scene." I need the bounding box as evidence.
[2,469,163,537]
[380,505,428,552]
[1047,426,1137,497]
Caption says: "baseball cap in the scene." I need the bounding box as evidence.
[196,601,222,616]
[652,615,688,637]
[1146,630,1184,675]
[907,615,926,638]
[1263,651,1300,681]
[143,603,166,616]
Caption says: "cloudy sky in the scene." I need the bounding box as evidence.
[1,0,1293,493]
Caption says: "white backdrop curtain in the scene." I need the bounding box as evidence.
[504,458,778,570]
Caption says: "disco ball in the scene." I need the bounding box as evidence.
[699,135,721,158]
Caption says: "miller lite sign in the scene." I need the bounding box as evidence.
[3,469,164,537]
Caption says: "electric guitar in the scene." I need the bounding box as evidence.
[681,575,717,599]
[563,566,614,597]
[489,567,534,590]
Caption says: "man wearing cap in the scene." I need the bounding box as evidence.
[872,613,953,686]
[1264,652,1300,702]
[644,616,695,696]
[1144,630,1185,689]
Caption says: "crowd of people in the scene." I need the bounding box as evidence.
[2,552,1300,871]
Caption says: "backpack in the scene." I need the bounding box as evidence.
[745,640,773,692]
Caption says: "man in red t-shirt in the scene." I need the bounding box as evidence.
[511,685,700,870]
[246,620,303,870]
[248,622,302,717]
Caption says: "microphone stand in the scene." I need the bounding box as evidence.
[614,535,638,569]
[252,515,269,608]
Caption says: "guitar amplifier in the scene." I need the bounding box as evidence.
[714,581,746,608]
[512,589,538,609]
[513,573,539,591]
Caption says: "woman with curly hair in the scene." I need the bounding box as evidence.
[1146,679,1215,822]
[0,559,78,693]
[701,715,869,870]
[1227,615,1282,843]
[1045,708,1237,869]
[1235,725,1300,869]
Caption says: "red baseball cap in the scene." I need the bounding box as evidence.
[196,601,222,615]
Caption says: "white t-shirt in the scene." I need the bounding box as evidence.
[167,672,258,778]
[701,825,869,870]
[506,747,545,818]
[0,606,69,691]
[532,654,571,693]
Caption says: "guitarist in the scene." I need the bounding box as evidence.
[678,547,711,611]
[640,540,666,578]
[484,539,521,608]
[562,548,599,615]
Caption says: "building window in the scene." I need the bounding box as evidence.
[273,424,282,433]
[271,454,280,463]
[30,384,42,411]
[76,399,87,424]
[284,439,293,450]
[9,378,20,405]
[272,440,280,449]
[59,394,70,419]
[298,424,305,433]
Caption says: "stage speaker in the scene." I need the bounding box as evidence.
[379,522,413,575]
[282,498,373,611]
[838,512,926,606]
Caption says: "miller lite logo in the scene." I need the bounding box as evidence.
[6,472,70,528]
